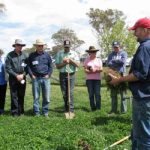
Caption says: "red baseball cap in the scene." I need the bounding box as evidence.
[129,17,150,30]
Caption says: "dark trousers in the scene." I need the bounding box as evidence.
[59,73,75,112]
[0,84,7,114]
[86,80,101,111]
[9,77,26,115]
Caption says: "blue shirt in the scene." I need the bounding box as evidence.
[28,51,53,77]
[107,50,127,74]
[129,38,150,100]
[0,57,7,85]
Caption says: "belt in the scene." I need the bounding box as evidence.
[60,72,75,75]
[35,74,46,77]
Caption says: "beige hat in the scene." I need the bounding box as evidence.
[33,39,46,46]
[12,39,26,47]
[86,46,99,53]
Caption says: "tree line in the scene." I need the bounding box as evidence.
[0,3,137,58]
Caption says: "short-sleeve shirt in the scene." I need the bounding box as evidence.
[84,56,102,80]
[55,50,80,73]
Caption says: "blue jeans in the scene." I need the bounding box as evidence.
[110,87,127,113]
[59,73,75,112]
[132,98,150,150]
[32,77,50,115]
[86,80,101,110]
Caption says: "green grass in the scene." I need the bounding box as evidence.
[0,68,133,150]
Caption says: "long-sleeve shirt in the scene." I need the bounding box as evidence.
[28,51,53,77]
[5,50,28,77]
[107,50,127,74]
[0,56,7,85]
[129,38,150,100]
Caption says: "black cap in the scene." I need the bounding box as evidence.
[64,40,71,48]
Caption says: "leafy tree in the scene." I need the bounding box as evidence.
[87,8,125,35]
[100,20,137,57]
[87,8,137,58]
[51,28,85,54]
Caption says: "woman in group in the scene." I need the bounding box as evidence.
[83,46,103,111]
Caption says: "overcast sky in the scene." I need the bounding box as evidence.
[0,0,150,54]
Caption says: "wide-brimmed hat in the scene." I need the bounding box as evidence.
[12,39,26,47]
[86,46,99,53]
[33,39,46,46]
[64,40,71,48]
[129,17,150,30]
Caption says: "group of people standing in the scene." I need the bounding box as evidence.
[83,42,128,114]
[0,39,80,117]
[1,17,150,149]
[3,39,53,117]
[0,37,127,117]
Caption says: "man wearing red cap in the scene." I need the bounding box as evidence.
[109,17,150,150]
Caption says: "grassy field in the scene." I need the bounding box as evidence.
[0,68,132,150]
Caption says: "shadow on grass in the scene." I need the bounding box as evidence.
[2,110,10,116]
[74,106,91,112]
[25,109,34,116]
[91,116,131,126]
[56,146,76,150]
[50,106,64,113]
[51,106,91,113]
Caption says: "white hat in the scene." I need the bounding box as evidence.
[12,39,26,47]
[33,39,46,46]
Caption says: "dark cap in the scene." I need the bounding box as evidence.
[64,40,71,48]
[129,17,150,30]
[112,41,120,47]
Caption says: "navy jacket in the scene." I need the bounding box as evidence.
[129,38,150,100]
[107,50,127,74]
[28,51,53,77]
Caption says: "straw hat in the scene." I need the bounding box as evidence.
[33,39,46,46]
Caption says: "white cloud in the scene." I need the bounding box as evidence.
[0,0,150,54]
